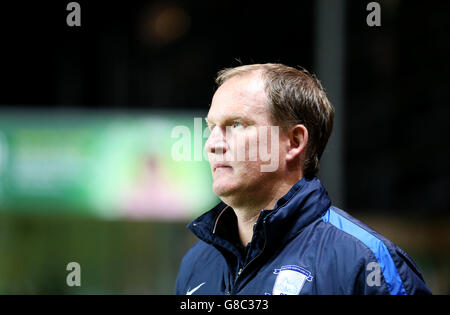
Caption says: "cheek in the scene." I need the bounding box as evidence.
[235,160,264,180]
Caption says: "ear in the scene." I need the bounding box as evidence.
[285,124,308,162]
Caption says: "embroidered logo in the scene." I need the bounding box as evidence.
[272,265,313,295]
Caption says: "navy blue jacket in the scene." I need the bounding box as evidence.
[175,177,431,295]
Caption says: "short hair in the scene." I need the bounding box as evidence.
[215,63,334,178]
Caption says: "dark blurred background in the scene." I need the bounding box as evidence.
[0,0,448,294]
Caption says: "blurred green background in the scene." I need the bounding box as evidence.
[0,111,218,294]
[0,211,197,294]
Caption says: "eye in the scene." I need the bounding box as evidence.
[231,121,243,128]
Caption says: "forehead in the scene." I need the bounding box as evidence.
[207,73,270,124]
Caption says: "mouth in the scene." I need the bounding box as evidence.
[213,163,232,172]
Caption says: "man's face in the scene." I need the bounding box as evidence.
[205,73,285,204]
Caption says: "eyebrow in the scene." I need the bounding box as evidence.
[205,115,254,126]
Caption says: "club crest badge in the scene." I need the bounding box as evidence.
[272,265,313,295]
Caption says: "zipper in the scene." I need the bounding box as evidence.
[230,219,267,294]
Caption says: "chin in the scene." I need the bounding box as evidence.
[212,181,239,198]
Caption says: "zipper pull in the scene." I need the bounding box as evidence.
[236,268,242,280]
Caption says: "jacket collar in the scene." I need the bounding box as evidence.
[187,177,331,260]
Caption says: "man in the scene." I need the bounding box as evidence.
[175,63,431,295]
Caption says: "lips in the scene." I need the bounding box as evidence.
[212,163,232,172]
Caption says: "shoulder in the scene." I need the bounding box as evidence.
[315,206,431,294]
[178,240,217,274]
[175,240,224,294]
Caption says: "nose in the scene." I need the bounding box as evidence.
[205,126,227,155]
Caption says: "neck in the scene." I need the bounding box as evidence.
[231,179,299,247]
